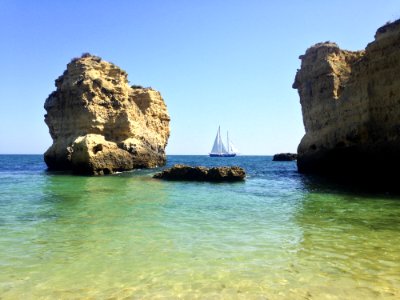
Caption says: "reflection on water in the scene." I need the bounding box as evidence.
[0,155,399,299]
[1,173,172,298]
[293,192,400,299]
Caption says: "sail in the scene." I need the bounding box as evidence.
[210,130,221,153]
[210,127,228,154]
[220,139,228,153]
[210,127,238,156]
[226,131,239,154]
[228,141,239,154]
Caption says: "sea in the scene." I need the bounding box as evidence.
[0,155,399,299]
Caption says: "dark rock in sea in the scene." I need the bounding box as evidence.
[153,164,246,182]
[272,153,298,161]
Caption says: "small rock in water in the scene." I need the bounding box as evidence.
[153,164,245,182]
[272,153,298,161]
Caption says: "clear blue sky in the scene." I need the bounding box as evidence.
[0,1,399,155]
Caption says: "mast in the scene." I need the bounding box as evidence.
[218,126,221,153]
[227,131,230,154]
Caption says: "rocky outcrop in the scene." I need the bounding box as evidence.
[293,20,400,186]
[153,165,246,182]
[44,54,170,175]
[272,153,298,161]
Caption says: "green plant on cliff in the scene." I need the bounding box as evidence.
[70,53,102,64]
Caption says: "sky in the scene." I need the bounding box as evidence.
[0,1,399,155]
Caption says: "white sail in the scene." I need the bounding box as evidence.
[210,126,238,156]
[210,129,221,153]
[226,131,239,154]
[210,126,228,154]
[228,141,239,154]
[227,131,230,154]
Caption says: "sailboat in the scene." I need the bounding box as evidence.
[209,126,239,157]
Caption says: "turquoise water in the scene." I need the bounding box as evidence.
[0,155,399,299]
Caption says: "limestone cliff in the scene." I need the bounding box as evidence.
[293,20,400,184]
[44,54,170,175]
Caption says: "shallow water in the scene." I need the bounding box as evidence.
[0,155,399,299]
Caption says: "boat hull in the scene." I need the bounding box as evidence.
[209,153,236,157]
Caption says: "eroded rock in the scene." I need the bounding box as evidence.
[293,20,400,187]
[44,54,170,175]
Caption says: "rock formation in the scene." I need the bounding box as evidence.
[272,153,298,161]
[293,20,400,186]
[153,165,246,182]
[44,54,170,175]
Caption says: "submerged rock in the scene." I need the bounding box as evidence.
[272,153,298,161]
[293,20,400,187]
[153,164,246,182]
[44,54,170,175]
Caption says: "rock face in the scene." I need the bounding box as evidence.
[44,54,170,175]
[153,165,246,182]
[272,153,298,161]
[293,20,400,185]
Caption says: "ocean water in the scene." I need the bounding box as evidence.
[0,155,399,299]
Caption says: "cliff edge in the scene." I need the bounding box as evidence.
[44,54,170,175]
[293,20,400,186]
